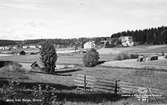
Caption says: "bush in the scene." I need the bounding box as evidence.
[115,53,129,60]
[40,41,57,73]
[130,54,138,59]
[83,48,100,67]
[115,53,138,60]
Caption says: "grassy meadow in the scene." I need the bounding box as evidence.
[0,45,167,104]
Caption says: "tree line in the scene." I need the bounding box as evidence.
[0,26,167,47]
[0,40,17,46]
[111,26,167,45]
[0,37,109,47]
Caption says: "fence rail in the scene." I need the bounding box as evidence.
[74,74,118,94]
[74,74,162,96]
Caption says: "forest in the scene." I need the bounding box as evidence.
[111,26,167,45]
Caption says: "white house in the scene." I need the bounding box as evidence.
[28,45,36,48]
[83,41,96,49]
[0,46,5,50]
[4,46,10,50]
[23,45,28,49]
[119,36,134,47]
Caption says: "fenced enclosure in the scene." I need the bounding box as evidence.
[74,74,119,94]
[74,73,163,102]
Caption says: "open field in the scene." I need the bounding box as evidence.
[0,44,167,65]
[98,44,167,55]
[0,45,167,104]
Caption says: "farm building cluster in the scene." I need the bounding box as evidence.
[100,36,134,48]
[82,36,135,49]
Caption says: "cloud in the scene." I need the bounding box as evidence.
[1,3,40,10]
[0,0,44,10]
[0,0,167,40]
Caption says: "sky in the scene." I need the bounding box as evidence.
[0,0,167,40]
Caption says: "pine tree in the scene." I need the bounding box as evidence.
[40,40,57,74]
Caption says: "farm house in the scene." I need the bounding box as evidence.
[83,41,96,49]
[0,46,5,50]
[119,36,134,47]
[28,45,36,48]
[23,45,29,49]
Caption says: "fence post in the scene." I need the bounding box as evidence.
[84,74,87,92]
[114,80,117,96]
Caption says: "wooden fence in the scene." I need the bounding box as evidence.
[118,81,162,94]
[74,74,119,94]
[74,74,162,96]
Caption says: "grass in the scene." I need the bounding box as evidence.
[1,77,164,105]
[0,45,167,104]
[0,76,130,105]
[0,64,167,104]
[0,53,84,65]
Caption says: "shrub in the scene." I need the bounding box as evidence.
[115,53,138,60]
[130,54,138,59]
[40,41,57,73]
[115,53,129,60]
[83,48,100,67]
